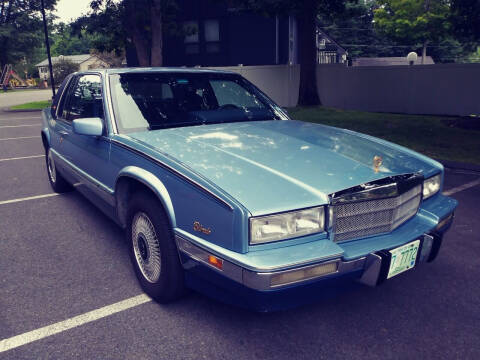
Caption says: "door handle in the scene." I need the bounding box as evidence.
[59,130,69,136]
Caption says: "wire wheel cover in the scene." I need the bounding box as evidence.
[132,212,162,283]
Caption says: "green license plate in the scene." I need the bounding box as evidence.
[387,240,421,279]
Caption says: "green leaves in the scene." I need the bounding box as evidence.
[374,0,451,45]
[370,0,477,61]
[450,0,480,44]
[0,1,59,75]
[52,59,79,84]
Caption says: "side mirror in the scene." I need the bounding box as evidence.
[72,117,104,136]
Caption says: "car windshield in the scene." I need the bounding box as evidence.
[109,72,284,133]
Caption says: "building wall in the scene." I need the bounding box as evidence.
[38,66,49,80]
[79,58,109,71]
[208,63,480,116]
[37,57,109,81]
[163,0,290,67]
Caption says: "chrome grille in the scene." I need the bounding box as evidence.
[333,185,422,242]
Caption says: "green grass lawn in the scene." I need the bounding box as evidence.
[289,106,480,165]
[10,100,51,110]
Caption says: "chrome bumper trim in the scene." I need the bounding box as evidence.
[176,234,243,284]
[176,235,365,291]
[358,253,382,287]
[177,218,450,290]
[243,258,365,290]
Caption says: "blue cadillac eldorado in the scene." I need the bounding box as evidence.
[41,68,457,311]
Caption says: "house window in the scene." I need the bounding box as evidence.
[184,21,199,54]
[204,20,219,42]
[318,38,326,50]
[318,51,337,64]
[204,19,220,53]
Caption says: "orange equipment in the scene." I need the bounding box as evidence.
[1,64,27,88]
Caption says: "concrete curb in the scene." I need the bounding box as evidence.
[1,107,43,113]
[437,159,480,173]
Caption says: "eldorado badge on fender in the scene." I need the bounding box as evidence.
[193,221,212,235]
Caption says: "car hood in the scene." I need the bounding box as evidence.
[127,120,441,216]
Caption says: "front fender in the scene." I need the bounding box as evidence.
[116,166,176,228]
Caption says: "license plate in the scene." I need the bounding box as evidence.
[387,240,421,279]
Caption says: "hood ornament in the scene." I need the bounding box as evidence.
[373,155,383,173]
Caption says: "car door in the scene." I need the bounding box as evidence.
[50,75,77,183]
[60,74,115,213]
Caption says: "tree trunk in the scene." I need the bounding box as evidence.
[132,28,150,66]
[150,0,163,66]
[0,0,14,68]
[297,0,320,106]
[422,40,427,64]
[125,41,139,67]
[126,0,150,66]
[422,0,430,65]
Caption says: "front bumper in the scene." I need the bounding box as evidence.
[177,228,447,292]
[175,194,456,310]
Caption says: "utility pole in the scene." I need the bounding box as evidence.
[40,0,55,97]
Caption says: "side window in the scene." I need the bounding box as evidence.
[210,80,265,109]
[161,83,173,99]
[56,77,76,119]
[64,74,104,122]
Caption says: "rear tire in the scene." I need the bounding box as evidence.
[126,192,186,303]
[46,147,73,193]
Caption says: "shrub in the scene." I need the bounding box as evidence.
[52,59,79,85]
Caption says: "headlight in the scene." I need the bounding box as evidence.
[423,174,441,199]
[250,207,325,244]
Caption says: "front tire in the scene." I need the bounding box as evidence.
[127,192,186,303]
[46,147,73,193]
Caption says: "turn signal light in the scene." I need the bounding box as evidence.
[208,255,223,270]
[270,262,338,287]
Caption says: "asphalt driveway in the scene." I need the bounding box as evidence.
[0,110,479,359]
[0,89,52,108]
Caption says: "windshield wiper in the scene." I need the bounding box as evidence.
[148,116,276,130]
[149,121,204,130]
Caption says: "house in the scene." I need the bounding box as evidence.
[316,28,347,64]
[352,56,435,66]
[163,0,346,67]
[35,54,110,80]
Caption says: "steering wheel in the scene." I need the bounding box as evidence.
[218,104,240,110]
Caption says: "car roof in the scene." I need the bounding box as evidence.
[79,67,238,76]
